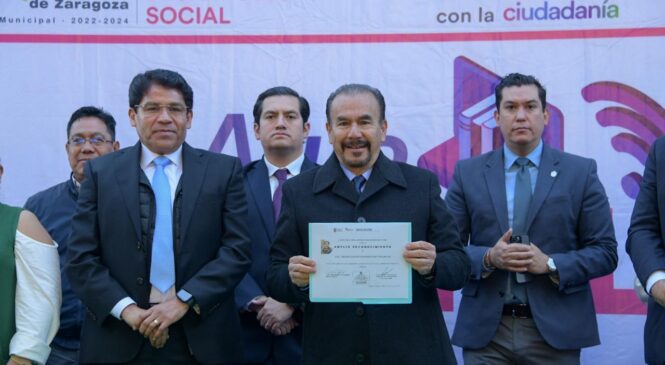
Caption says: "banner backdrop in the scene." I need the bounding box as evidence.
[2,1,664,363]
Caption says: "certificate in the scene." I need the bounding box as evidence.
[308,222,412,304]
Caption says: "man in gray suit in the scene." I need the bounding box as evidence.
[267,84,470,365]
[446,73,618,364]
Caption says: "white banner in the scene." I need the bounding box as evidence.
[2,1,664,363]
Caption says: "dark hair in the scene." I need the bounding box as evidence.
[253,86,310,124]
[67,106,117,141]
[128,69,193,110]
[325,84,386,122]
[495,73,547,111]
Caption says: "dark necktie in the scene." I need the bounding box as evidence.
[150,156,175,293]
[273,168,289,223]
[506,157,532,303]
[512,157,532,234]
[352,175,366,194]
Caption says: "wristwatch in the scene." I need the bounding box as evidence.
[547,257,558,273]
[177,289,201,315]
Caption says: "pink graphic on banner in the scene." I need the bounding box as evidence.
[417,56,564,189]
[582,81,665,199]
[581,81,665,315]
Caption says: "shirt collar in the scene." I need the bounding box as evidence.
[70,172,81,190]
[140,144,183,169]
[503,140,543,170]
[340,164,372,182]
[264,154,305,177]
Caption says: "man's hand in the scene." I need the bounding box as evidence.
[270,317,299,336]
[120,304,150,331]
[487,229,534,272]
[7,355,31,365]
[288,256,316,287]
[248,295,269,313]
[652,280,665,307]
[257,298,294,331]
[149,327,169,349]
[139,297,189,340]
[526,243,550,274]
[403,241,437,275]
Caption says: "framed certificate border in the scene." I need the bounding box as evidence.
[308,222,412,304]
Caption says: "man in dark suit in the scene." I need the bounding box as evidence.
[627,135,665,365]
[25,106,119,365]
[446,73,618,364]
[235,87,316,364]
[66,69,251,364]
[267,84,470,365]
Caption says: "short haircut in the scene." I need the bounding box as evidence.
[67,106,117,141]
[128,69,193,110]
[253,86,310,124]
[495,73,547,111]
[325,83,386,122]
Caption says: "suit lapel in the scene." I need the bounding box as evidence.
[359,153,407,205]
[301,157,317,173]
[247,160,276,238]
[314,154,358,205]
[179,143,207,250]
[114,142,142,241]
[484,150,510,233]
[525,145,560,231]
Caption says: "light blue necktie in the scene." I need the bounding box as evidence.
[150,156,175,293]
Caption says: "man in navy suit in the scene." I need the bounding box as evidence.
[66,69,251,364]
[235,86,315,365]
[446,73,618,364]
[627,136,665,365]
[267,84,470,364]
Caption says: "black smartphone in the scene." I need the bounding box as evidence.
[509,234,529,244]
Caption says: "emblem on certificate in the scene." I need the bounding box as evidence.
[320,239,332,254]
[308,222,412,304]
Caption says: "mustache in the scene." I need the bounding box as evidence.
[342,140,370,149]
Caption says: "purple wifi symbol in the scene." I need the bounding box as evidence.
[582,82,665,199]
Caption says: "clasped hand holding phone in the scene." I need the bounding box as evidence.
[486,229,550,274]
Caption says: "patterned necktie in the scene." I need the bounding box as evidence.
[273,168,289,223]
[150,156,175,293]
[352,175,366,194]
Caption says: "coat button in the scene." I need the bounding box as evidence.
[136,277,144,285]
[136,241,142,250]
[357,217,366,223]
[356,306,365,316]
[356,353,365,363]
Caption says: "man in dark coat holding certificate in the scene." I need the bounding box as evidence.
[267,84,470,365]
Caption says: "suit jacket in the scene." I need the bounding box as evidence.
[266,153,470,365]
[235,157,316,364]
[446,144,618,350]
[627,136,665,365]
[65,142,251,364]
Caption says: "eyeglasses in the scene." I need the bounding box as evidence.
[68,136,113,147]
[135,103,189,118]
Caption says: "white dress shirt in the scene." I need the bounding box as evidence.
[264,153,305,197]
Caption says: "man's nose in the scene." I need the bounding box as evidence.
[348,122,362,137]
[516,107,527,119]
[276,114,287,127]
[80,142,96,153]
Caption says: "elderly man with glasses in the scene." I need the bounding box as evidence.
[24,106,120,365]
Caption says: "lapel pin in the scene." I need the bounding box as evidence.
[550,170,558,178]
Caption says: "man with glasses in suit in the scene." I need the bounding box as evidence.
[25,106,119,365]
